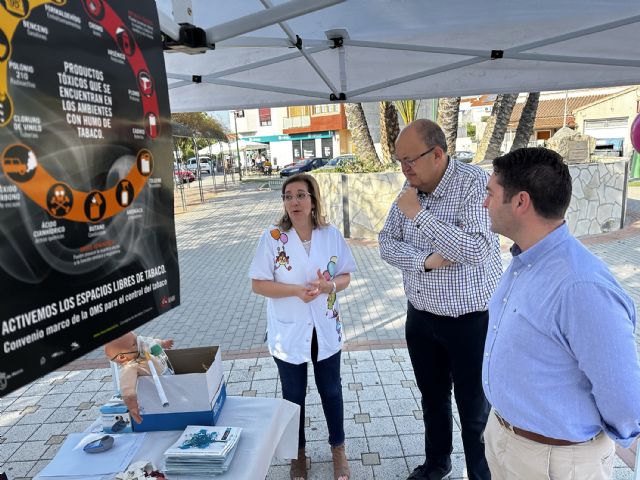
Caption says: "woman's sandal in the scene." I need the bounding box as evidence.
[331,444,350,480]
[290,447,307,480]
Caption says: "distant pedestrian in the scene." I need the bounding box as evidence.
[249,173,356,480]
[379,119,501,480]
[482,147,640,479]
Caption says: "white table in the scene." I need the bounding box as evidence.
[35,396,299,480]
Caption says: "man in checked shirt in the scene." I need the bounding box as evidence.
[379,119,502,480]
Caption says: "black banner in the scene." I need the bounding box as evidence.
[0,0,180,395]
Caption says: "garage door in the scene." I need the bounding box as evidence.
[584,118,628,140]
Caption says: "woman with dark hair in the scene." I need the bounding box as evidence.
[249,173,356,480]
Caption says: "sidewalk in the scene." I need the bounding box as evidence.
[0,182,637,479]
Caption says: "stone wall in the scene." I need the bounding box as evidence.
[314,159,628,240]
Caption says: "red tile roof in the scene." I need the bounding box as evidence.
[508,94,611,130]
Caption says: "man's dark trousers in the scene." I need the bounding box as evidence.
[406,302,491,480]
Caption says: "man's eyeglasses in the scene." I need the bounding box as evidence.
[282,192,313,202]
[110,351,139,362]
[396,146,436,168]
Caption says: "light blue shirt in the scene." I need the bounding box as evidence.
[483,223,640,447]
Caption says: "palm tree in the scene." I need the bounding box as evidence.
[475,93,518,163]
[510,92,540,151]
[437,97,461,155]
[379,101,400,163]
[394,99,421,127]
[345,103,381,165]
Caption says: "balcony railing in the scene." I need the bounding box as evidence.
[283,116,311,129]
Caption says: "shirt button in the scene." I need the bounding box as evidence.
[426,206,430,210]
[513,271,519,276]
[527,264,532,268]
[484,353,489,357]
[484,380,488,385]
[502,298,507,303]
[493,325,497,330]
[416,224,421,228]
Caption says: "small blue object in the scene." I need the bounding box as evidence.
[83,435,114,453]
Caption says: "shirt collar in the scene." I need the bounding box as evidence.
[511,222,569,265]
[419,157,454,198]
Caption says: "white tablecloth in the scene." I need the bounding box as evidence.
[35,396,300,480]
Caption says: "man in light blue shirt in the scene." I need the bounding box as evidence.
[482,147,640,479]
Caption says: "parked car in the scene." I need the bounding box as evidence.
[319,154,357,170]
[451,151,474,163]
[174,168,195,183]
[279,157,327,177]
[186,156,212,174]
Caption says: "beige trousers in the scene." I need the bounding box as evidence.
[484,411,615,480]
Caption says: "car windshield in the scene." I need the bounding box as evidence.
[326,158,339,166]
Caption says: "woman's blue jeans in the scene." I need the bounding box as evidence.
[273,330,344,448]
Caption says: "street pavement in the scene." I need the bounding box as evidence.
[0,180,638,479]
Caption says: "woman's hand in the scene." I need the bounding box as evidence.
[308,269,333,295]
[295,284,322,303]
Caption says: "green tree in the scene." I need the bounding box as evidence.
[379,101,400,164]
[437,97,461,155]
[510,92,540,151]
[171,112,228,161]
[394,99,421,126]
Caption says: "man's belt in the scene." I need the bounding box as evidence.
[494,411,597,446]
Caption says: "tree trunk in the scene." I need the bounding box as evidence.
[379,101,400,163]
[510,92,540,151]
[345,103,381,165]
[437,97,461,156]
[475,93,518,163]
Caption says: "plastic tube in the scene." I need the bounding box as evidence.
[145,352,169,407]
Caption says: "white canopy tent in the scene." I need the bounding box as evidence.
[157,0,640,112]
[197,139,268,156]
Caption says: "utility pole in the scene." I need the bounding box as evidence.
[233,110,243,180]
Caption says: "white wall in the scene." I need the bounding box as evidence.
[269,141,292,167]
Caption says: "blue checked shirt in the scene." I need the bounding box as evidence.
[379,159,502,317]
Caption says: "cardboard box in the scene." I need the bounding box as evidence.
[131,346,226,432]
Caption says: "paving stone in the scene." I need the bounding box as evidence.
[359,400,391,418]
[3,460,33,479]
[354,413,370,424]
[361,452,381,466]
[364,416,396,438]
[8,440,49,461]
[348,382,363,392]
[368,435,404,458]
[16,408,55,425]
[372,457,411,479]
[29,423,68,442]
[242,390,257,397]
[45,434,66,445]
[3,424,39,443]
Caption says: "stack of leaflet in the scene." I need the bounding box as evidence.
[164,425,242,476]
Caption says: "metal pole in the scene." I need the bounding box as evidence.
[208,139,216,190]
[172,136,187,212]
[192,134,204,203]
[234,112,242,180]
[563,90,569,128]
